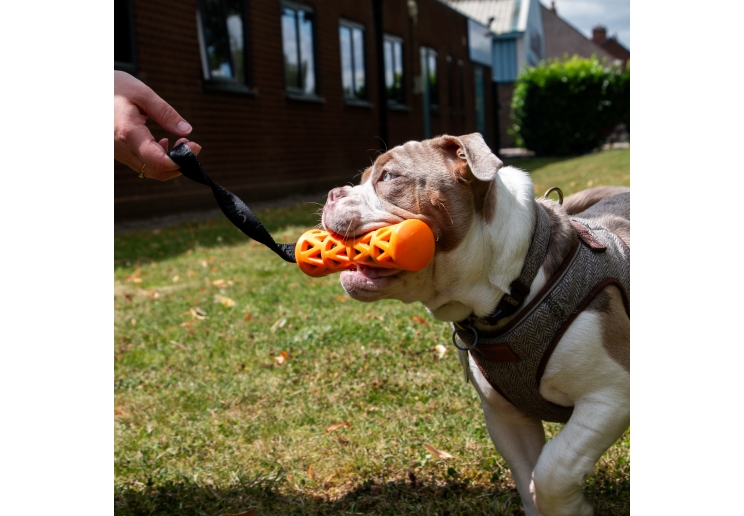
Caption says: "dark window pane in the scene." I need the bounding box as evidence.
[340,26,353,96]
[299,9,315,94]
[352,27,365,98]
[385,37,404,104]
[225,0,244,84]
[384,40,394,91]
[282,8,300,88]
[202,0,234,79]
[428,50,439,107]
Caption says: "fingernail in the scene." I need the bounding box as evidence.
[177,120,192,133]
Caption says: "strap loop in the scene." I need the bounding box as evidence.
[452,325,479,351]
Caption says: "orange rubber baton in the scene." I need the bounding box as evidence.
[295,219,435,277]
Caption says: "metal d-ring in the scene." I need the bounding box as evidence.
[452,324,479,351]
[543,187,564,206]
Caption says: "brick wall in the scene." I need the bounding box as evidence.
[115,0,494,220]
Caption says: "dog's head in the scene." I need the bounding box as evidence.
[321,133,504,305]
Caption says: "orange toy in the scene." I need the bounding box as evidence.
[295,219,435,278]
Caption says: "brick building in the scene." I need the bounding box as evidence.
[541,3,614,62]
[114,0,494,221]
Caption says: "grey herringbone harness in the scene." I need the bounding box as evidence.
[454,202,630,423]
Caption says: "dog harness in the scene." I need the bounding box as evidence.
[453,201,630,423]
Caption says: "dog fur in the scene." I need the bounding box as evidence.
[321,133,629,516]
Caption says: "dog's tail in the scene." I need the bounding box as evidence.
[562,186,630,216]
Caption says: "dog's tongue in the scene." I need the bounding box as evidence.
[356,264,400,279]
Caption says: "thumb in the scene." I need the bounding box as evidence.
[137,90,192,137]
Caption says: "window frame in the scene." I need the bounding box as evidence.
[196,0,254,94]
[281,1,321,101]
[339,19,368,103]
[114,0,137,74]
[383,34,406,108]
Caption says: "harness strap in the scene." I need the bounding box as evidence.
[168,143,297,263]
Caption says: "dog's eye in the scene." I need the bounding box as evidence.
[381,171,398,182]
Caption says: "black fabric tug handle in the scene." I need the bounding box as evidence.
[168,143,297,263]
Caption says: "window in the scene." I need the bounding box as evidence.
[420,47,439,111]
[197,0,250,89]
[281,3,317,96]
[339,21,366,100]
[384,35,404,105]
[114,0,136,73]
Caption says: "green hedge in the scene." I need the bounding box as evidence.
[511,56,629,156]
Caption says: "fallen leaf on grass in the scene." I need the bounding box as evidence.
[126,270,143,283]
[242,312,252,322]
[424,443,455,459]
[325,421,352,433]
[337,296,347,302]
[435,344,447,359]
[170,340,187,350]
[190,308,207,319]
[214,294,236,307]
[270,317,287,333]
[187,269,196,277]
[211,278,226,287]
[307,464,314,480]
[323,472,337,486]
[180,322,196,334]
[172,275,179,282]
[412,315,428,325]
[220,510,256,516]
[122,293,132,302]
[272,350,289,365]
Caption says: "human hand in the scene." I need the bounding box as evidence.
[114,71,202,181]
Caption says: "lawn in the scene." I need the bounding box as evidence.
[114,148,630,515]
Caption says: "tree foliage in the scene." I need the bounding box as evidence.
[511,56,630,156]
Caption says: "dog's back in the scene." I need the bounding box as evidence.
[564,186,630,249]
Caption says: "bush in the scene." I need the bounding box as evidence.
[511,56,629,156]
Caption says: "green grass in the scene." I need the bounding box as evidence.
[115,149,630,515]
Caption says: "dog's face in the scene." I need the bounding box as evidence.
[321,133,503,304]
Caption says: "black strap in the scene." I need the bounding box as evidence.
[167,143,297,263]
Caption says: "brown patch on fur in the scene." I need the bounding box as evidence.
[586,286,630,371]
[563,186,630,216]
[536,198,579,279]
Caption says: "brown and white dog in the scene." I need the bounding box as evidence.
[321,133,629,516]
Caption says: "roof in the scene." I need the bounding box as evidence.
[540,4,614,61]
[441,0,524,35]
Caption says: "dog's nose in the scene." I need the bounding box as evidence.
[327,186,349,203]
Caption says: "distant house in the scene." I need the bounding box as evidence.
[591,25,630,65]
[114,0,495,221]
[442,0,546,148]
[541,2,615,62]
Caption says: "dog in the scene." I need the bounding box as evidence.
[321,133,629,516]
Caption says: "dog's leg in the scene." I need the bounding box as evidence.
[531,302,630,516]
[465,352,547,516]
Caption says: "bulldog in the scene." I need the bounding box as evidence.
[321,133,629,516]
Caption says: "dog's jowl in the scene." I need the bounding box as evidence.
[322,133,629,516]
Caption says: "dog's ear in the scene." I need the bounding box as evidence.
[437,133,503,183]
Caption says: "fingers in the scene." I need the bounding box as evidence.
[136,87,193,137]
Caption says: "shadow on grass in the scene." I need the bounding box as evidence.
[114,201,324,268]
[114,476,526,516]
[115,470,629,516]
